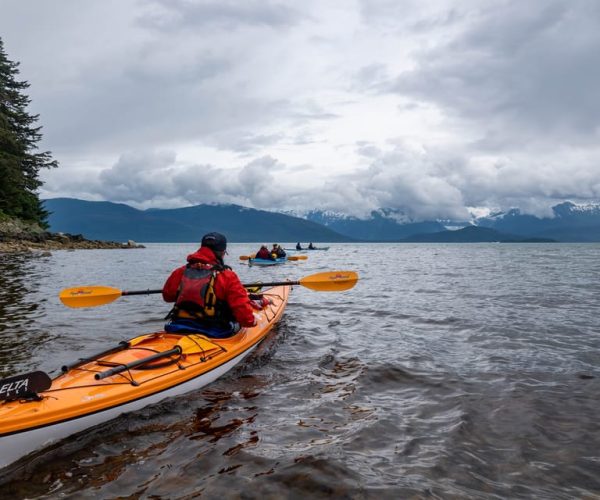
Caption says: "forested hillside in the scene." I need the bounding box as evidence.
[0,37,57,227]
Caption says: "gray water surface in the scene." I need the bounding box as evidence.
[0,243,599,499]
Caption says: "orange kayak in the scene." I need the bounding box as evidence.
[0,285,289,470]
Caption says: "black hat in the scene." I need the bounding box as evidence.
[201,232,227,252]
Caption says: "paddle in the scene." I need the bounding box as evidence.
[0,371,52,401]
[251,271,358,292]
[61,333,150,373]
[239,255,307,261]
[59,270,359,308]
[95,334,222,381]
[94,347,182,380]
[59,286,164,308]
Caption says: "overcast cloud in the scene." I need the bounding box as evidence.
[1,0,600,219]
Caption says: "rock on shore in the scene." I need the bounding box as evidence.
[0,217,144,252]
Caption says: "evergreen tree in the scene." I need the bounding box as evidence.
[0,37,57,226]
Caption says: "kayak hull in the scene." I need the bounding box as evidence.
[0,285,289,470]
[0,347,252,470]
[248,257,287,266]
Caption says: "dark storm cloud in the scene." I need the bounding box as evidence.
[33,34,299,154]
[39,54,239,151]
[45,151,309,210]
[0,0,301,155]
[383,1,600,148]
[4,0,600,219]
[139,0,300,31]
[339,0,600,216]
[204,131,285,153]
[352,63,389,93]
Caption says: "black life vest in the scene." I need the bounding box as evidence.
[168,263,231,324]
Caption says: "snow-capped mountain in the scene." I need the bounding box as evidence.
[295,201,600,242]
[303,209,445,241]
[475,202,600,241]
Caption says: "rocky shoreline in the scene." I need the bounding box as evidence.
[0,217,144,252]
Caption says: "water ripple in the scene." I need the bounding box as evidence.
[1,243,600,498]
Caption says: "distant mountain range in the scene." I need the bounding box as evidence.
[43,198,600,243]
[304,202,600,242]
[43,198,353,243]
[304,208,446,241]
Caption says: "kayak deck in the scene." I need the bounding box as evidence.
[0,285,289,440]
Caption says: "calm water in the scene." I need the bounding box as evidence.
[0,243,599,499]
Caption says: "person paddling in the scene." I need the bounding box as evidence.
[255,244,274,260]
[162,232,268,338]
[308,242,315,250]
[272,244,286,258]
[296,242,302,250]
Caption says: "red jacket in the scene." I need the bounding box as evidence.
[255,247,273,260]
[162,247,255,327]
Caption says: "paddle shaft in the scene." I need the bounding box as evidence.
[94,346,182,380]
[61,341,130,373]
[122,289,163,296]
[120,282,295,297]
[243,280,298,287]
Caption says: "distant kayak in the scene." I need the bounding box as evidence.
[285,246,330,251]
[248,257,288,266]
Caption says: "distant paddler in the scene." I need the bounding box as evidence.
[272,243,286,258]
[255,244,274,260]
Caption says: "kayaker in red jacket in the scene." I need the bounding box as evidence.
[255,245,273,260]
[163,232,265,337]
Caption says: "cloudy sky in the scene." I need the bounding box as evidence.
[2,0,600,220]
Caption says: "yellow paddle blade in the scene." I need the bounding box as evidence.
[59,286,123,308]
[246,284,263,293]
[239,254,256,260]
[287,255,308,261]
[299,271,359,292]
[129,333,154,347]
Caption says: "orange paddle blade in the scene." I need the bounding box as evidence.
[59,286,123,308]
[287,255,308,261]
[299,271,358,292]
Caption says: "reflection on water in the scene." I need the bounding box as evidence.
[0,253,55,376]
[1,243,600,498]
